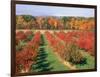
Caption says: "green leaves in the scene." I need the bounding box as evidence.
[23,15,34,22]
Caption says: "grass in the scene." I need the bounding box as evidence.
[43,34,70,71]
[31,34,69,72]
[75,50,95,70]
[45,46,70,71]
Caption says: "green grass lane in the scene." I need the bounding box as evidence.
[45,45,70,71]
[31,34,69,72]
[43,34,70,71]
[76,51,95,70]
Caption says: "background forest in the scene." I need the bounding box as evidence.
[16,15,95,30]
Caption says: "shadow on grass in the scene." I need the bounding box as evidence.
[73,58,87,66]
[79,58,87,65]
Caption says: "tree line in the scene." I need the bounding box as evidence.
[16,15,95,30]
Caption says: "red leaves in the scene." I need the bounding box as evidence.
[16,30,95,73]
[56,31,76,44]
[16,31,33,45]
[45,31,95,63]
[55,31,95,53]
[45,31,66,59]
[25,30,33,36]
[76,31,94,52]
[55,31,66,41]
[77,36,85,49]
[16,31,41,73]
[45,31,58,47]
[16,46,37,72]
[16,31,27,40]
[16,31,27,45]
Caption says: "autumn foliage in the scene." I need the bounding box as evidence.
[45,31,95,63]
[16,15,95,30]
[16,31,41,73]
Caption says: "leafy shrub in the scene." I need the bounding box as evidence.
[65,43,84,64]
[16,46,37,73]
[16,31,27,45]
[16,40,26,51]
[23,15,33,22]
[16,31,41,73]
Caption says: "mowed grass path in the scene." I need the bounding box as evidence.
[43,34,70,71]
[31,34,69,72]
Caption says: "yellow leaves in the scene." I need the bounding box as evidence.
[17,16,24,24]
[48,17,58,28]
[69,18,95,30]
